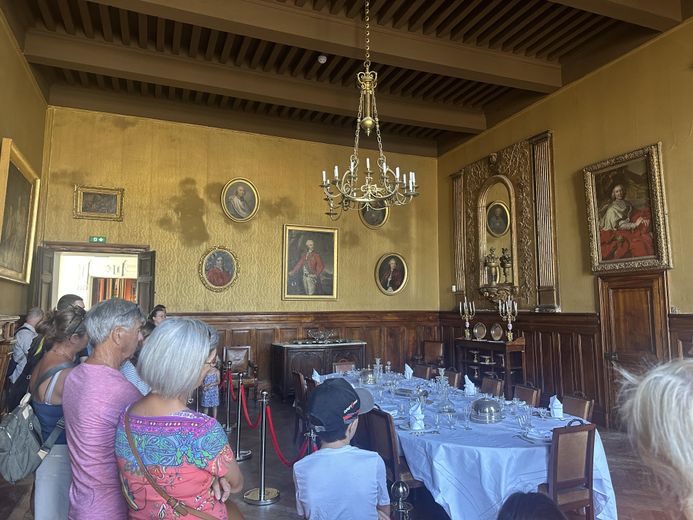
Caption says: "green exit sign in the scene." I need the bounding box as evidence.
[89,236,107,243]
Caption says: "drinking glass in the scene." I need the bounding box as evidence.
[461,403,472,430]
[445,411,457,430]
[434,413,441,430]
[398,401,407,417]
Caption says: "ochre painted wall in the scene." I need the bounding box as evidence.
[0,13,47,315]
[438,18,693,313]
[43,108,438,312]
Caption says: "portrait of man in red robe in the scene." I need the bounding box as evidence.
[205,254,234,287]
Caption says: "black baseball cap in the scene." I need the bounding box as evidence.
[307,378,375,433]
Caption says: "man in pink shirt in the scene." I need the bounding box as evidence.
[62,298,145,520]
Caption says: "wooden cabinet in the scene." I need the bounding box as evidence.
[453,337,526,398]
[271,341,366,401]
[0,315,20,404]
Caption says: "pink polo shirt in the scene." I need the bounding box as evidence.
[63,363,141,520]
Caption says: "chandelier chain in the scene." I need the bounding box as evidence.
[363,0,370,70]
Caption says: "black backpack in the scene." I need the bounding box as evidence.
[5,335,48,412]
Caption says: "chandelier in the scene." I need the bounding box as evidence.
[320,0,419,220]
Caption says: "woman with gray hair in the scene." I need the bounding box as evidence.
[619,359,693,519]
[115,318,243,519]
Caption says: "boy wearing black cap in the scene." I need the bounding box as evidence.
[292,378,391,520]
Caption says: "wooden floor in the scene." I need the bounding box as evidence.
[0,400,686,520]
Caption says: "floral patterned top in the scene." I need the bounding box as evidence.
[115,409,234,519]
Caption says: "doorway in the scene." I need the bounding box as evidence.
[32,243,156,313]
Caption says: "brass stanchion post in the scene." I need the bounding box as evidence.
[243,390,280,505]
[235,374,251,462]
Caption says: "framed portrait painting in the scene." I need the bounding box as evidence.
[221,178,259,222]
[375,253,408,295]
[73,185,123,221]
[0,138,40,284]
[283,225,337,300]
[359,202,389,229]
[199,246,239,292]
[583,142,671,273]
[486,201,510,237]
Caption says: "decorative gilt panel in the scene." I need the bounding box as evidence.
[451,131,559,311]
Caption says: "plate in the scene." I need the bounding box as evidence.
[398,422,437,433]
[394,388,414,397]
[490,323,504,341]
[473,322,487,340]
[524,429,553,443]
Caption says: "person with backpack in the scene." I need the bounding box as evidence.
[30,305,88,520]
[7,307,44,385]
[4,295,85,411]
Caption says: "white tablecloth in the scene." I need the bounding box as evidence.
[375,384,617,520]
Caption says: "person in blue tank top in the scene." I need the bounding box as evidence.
[30,305,89,520]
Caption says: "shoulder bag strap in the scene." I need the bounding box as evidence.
[30,362,75,396]
[124,413,220,520]
[37,417,65,460]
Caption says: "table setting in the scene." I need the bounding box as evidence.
[343,368,617,520]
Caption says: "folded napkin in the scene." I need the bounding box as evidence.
[438,367,446,377]
[549,395,564,419]
[312,369,322,384]
[409,401,425,431]
[404,363,414,380]
[464,375,476,396]
[380,404,399,418]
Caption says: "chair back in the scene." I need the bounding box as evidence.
[305,377,317,394]
[333,361,356,373]
[480,376,503,396]
[367,408,402,483]
[291,371,308,408]
[423,340,445,366]
[223,346,251,374]
[548,421,596,507]
[442,369,462,388]
[413,364,433,380]
[563,395,594,421]
[514,384,541,407]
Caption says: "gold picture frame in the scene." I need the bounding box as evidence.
[375,253,408,295]
[283,224,338,300]
[486,200,510,237]
[359,202,389,229]
[221,177,259,222]
[583,142,671,273]
[0,138,41,284]
[199,246,239,292]
[73,185,124,221]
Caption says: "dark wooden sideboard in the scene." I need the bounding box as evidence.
[271,340,366,401]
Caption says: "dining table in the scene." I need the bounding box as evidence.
[356,374,618,520]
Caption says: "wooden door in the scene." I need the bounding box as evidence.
[598,270,670,427]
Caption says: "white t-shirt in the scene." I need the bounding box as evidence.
[293,445,390,520]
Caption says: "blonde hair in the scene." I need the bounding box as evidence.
[618,359,693,516]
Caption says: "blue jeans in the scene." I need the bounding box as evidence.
[34,444,71,520]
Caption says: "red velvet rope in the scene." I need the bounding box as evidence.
[240,385,262,430]
[265,406,311,467]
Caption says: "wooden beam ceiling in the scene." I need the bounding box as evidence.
[548,0,682,31]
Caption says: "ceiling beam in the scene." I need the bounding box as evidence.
[24,30,486,133]
[85,0,561,93]
[47,84,441,157]
[548,0,681,31]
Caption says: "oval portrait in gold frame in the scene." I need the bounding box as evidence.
[359,202,389,229]
[486,200,510,237]
[375,253,408,295]
[199,246,239,292]
[221,178,259,222]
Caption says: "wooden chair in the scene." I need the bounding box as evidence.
[367,408,424,490]
[422,340,445,367]
[439,368,461,389]
[333,361,356,373]
[351,411,371,451]
[291,371,309,443]
[305,377,317,394]
[413,364,433,380]
[222,346,258,401]
[563,395,594,421]
[480,376,504,397]
[538,420,597,519]
[514,384,541,407]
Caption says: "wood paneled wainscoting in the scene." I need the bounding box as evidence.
[439,311,607,426]
[182,311,441,384]
[669,314,693,358]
